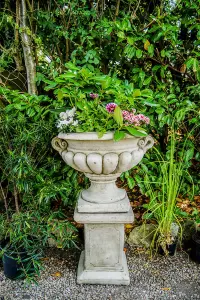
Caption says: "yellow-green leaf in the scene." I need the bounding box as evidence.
[144,40,150,50]
[133,89,141,97]
[57,90,63,101]
[113,106,123,126]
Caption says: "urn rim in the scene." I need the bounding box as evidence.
[58,131,140,141]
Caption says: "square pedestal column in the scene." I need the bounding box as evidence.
[74,206,134,285]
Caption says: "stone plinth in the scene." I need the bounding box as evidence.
[74,207,134,285]
[52,132,154,285]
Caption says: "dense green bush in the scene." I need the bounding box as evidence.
[0,0,200,258]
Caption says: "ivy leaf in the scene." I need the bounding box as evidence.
[125,127,147,137]
[114,131,125,141]
[113,106,123,126]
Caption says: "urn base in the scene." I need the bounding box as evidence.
[77,194,130,213]
[77,251,130,285]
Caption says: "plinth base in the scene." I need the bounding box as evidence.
[77,195,130,213]
[77,251,130,285]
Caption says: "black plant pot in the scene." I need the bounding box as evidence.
[159,241,177,256]
[0,240,34,280]
[190,232,200,263]
[2,250,27,279]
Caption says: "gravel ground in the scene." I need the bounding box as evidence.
[0,247,200,300]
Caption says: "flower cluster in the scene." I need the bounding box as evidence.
[90,93,99,99]
[105,103,117,113]
[57,107,78,129]
[106,102,150,126]
[122,110,150,126]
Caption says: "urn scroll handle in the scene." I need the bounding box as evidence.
[138,136,154,153]
[51,137,68,155]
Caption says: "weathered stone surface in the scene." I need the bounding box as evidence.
[127,224,156,248]
[77,194,130,213]
[52,132,154,285]
[77,251,130,285]
[74,206,134,224]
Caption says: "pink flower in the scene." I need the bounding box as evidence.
[144,117,150,124]
[122,110,130,118]
[106,103,117,113]
[122,110,150,126]
[90,93,99,99]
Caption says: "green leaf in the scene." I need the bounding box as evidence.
[127,177,135,189]
[76,102,84,110]
[161,49,165,57]
[143,76,152,85]
[148,44,154,56]
[126,127,147,137]
[97,132,104,138]
[114,131,125,141]
[127,37,134,45]
[143,100,160,107]
[193,58,199,72]
[136,49,143,58]
[57,90,63,101]
[113,106,123,126]
[65,62,80,70]
[133,89,141,97]
[185,148,194,162]
[117,31,125,39]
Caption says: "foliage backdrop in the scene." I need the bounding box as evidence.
[0,0,200,227]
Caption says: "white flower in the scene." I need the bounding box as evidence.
[62,118,73,125]
[72,120,78,126]
[59,112,68,120]
[66,107,76,117]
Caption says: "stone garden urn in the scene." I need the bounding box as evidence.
[52,132,154,285]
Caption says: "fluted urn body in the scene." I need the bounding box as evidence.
[52,132,153,212]
[52,131,154,285]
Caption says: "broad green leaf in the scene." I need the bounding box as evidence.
[76,102,84,110]
[65,62,80,70]
[113,106,123,126]
[57,90,63,101]
[148,44,154,56]
[185,148,194,162]
[126,127,147,137]
[114,131,125,141]
[127,37,134,45]
[133,89,141,97]
[117,31,125,39]
[161,50,165,57]
[136,49,143,58]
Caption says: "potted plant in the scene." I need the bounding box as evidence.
[0,212,42,280]
[51,65,154,285]
[142,129,184,256]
